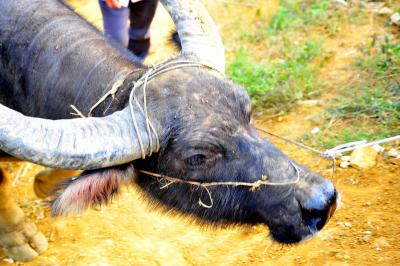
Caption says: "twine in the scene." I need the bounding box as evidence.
[88,59,222,159]
[139,160,300,208]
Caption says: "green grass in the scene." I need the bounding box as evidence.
[240,0,336,44]
[267,0,330,34]
[302,36,400,149]
[328,86,399,123]
[228,0,398,149]
[228,40,323,114]
[358,35,400,76]
[229,0,346,115]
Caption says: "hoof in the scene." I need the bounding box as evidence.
[0,222,48,262]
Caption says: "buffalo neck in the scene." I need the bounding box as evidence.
[0,0,146,119]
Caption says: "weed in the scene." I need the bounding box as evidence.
[303,36,400,149]
[228,40,323,114]
[267,0,330,34]
[359,35,400,75]
[230,0,398,149]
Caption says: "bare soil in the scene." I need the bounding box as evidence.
[1,1,399,265]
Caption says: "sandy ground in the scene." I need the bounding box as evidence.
[1,0,399,265]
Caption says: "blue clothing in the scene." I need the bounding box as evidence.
[99,0,158,60]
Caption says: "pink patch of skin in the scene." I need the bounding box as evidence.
[52,166,136,216]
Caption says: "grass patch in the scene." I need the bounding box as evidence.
[229,0,397,149]
[267,0,330,34]
[230,0,350,115]
[302,36,400,149]
[228,40,323,114]
[240,0,365,43]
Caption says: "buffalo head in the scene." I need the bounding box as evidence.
[131,66,338,243]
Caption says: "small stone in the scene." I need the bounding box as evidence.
[330,0,348,7]
[391,13,400,25]
[340,161,350,168]
[310,127,320,135]
[343,222,351,228]
[364,201,372,206]
[361,2,385,11]
[337,221,352,228]
[2,258,14,264]
[388,148,399,158]
[363,230,372,235]
[377,7,394,15]
[374,237,391,248]
[350,146,377,169]
[298,100,320,107]
[362,235,371,242]
[348,177,359,184]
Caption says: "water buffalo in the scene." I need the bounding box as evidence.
[0,0,338,262]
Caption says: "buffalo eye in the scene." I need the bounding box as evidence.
[185,154,207,167]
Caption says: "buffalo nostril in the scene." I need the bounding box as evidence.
[300,206,325,230]
[326,190,337,221]
[300,190,337,231]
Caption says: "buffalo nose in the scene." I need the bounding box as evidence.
[300,190,337,230]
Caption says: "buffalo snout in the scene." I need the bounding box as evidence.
[247,136,338,244]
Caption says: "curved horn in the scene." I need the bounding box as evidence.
[161,0,225,73]
[0,105,158,170]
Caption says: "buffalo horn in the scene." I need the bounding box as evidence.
[0,104,157,170]
[161,0,225,73]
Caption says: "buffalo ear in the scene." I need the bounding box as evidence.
[51,165,136,216]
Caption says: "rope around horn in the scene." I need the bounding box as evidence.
[88,59,223,159]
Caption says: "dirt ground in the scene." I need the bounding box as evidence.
[1,0,399,265]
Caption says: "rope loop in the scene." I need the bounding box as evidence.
[139,160,300,208]
[256,127,399,178]
[89,58,222,159]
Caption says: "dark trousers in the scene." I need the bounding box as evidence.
[99,0,158,60]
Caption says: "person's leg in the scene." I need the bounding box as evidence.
[128,0,158,60]
[99,0,130,47]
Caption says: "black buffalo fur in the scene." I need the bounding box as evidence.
[170,31,182,51]
[0,0,337,244]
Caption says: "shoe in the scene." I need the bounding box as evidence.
[127,38,150,62]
